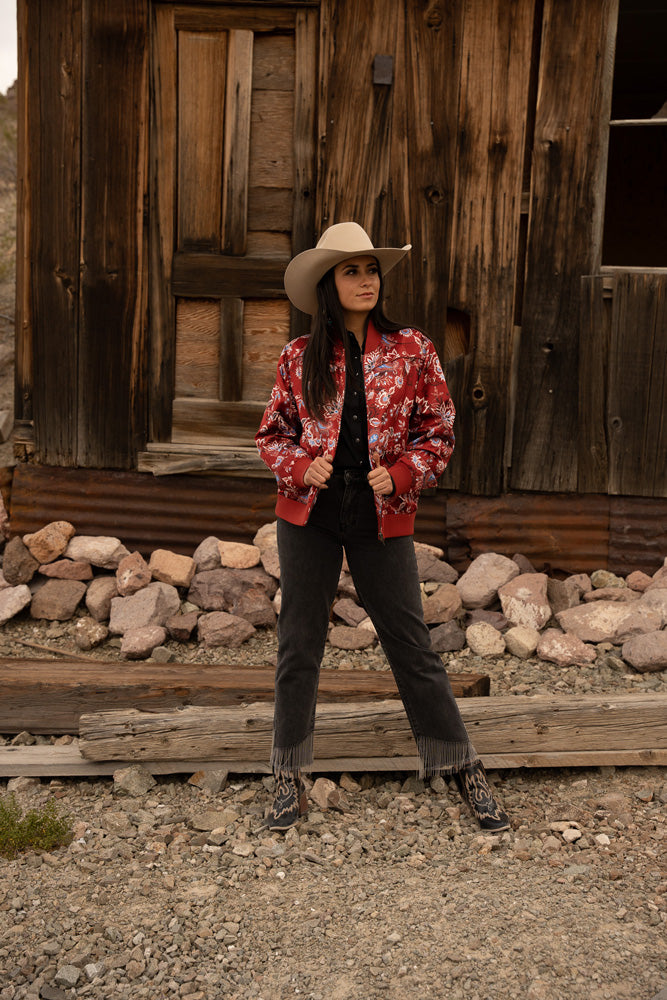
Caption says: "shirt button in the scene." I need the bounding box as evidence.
[355,437,361,444]
[352,414,358,422]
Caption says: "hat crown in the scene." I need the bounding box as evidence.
[315,222,375,255]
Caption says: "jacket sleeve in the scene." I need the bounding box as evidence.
[255,347,313,489]
[387,340,455,495]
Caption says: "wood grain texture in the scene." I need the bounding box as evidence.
[242,299,290,402]
[220,297,245,400]
[172,253,287,297]
[607,273,667,497]
[172,398,267,439]
[0,660,488,735]
[78,694,667,761]
[174,298,221,398]
[149,4,178,442]
[29,0,82,464]
[510,0,618,491]
[177,30,227,251]
[248,90,295,189]
[173,6,297,33]
[222,30,253,254]
[579,276,610,493]
[447,0,534,494]
[15,0,32,429]
[78,0,149,469]
[252,31,295,91]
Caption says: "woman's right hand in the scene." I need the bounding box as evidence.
[303,454,334,488]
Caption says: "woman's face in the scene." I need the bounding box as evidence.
[333,255,380,321]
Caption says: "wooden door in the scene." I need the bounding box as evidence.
[146,2,317,472]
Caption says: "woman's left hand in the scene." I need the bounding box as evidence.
[367,453,394,496]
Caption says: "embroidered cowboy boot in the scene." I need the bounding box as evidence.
[453,760,510,832]
[267,773,308,832]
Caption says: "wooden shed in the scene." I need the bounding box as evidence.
[12,0,667,572]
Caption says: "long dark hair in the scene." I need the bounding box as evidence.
[301,265,405,420]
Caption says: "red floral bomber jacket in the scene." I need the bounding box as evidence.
[255,320,455,539]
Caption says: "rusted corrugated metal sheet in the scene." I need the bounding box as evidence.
[609,498,667,576]
[7,464,666,574]
[9,465,276,555]
[445,494,612,575]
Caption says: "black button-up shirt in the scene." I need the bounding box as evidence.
[333,331,371,471]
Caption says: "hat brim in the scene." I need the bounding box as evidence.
[284,245,411,315]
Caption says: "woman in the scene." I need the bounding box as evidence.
[256,222,509,833]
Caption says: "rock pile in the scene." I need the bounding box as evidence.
[0,520,666,672]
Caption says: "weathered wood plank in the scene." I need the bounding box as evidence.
[510,0,618,491]
[79,694,667,762]
[220,297,245,401]
[242,299,290,402]
[0,661,488,735]
[248,90,295,189]
[578,276,611,493]
[2,743,665,779]
[177,30,227,251]
[222,30,253,254]
[174,298,221,398]
[248,187,293,232]
[149,3,178,442]
[171,398,266,439]
[252,31,295,91]
[447,0,534,494]
[29,0,82,464]
[138,448,268,475]
[607,273,667,497]
[15,0,33,431]
[173,6,297,33]
[172,253,288,297]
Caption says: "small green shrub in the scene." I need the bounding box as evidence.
[0,793,72,858]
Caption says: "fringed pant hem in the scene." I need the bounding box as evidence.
[416,736,478,779]
[270,733,314,777]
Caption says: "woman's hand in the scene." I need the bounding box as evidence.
[304,454,334,488]
[367,453,394,496]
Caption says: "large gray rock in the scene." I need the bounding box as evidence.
[639,588,667,623]
[108,581,180,635]
[197,611,256,648]
[253,521,278,553]
[30,580,87,621]
[329,625,376,650]
[415,549,458,585]
[0,584,32,625]
[429,620,466,652]
[537,629,597,666]
[498,573,551,630]
[556,601,663,644]
[188,566,277,610]
[65,535,129,569]
[3,536,40,585]
[422,583,462,624]
[192,536,223,571]
[333,597,367,627]
[622,632,667,673]
[230,586,276,628]
[166,611,200,642]
[113,764,156,796]
[456,553,519,609]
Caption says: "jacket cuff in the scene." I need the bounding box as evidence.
[292,456,313,489]
[387,460,414,496]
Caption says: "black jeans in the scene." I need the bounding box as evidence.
[272,472,477,777]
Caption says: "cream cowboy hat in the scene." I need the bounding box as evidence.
[284,222,412,315]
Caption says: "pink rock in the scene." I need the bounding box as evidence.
[116,551,152,596]
[108,581,181,635]
[166,611,200,642]
[556,601,663,644]
[583,586,640,603]
[333,598,367,627]
[512,553,536,574]
[537,629,596,666]
[39,559,93,581]
[197,611,255,648]
[310,777,346,812]
[646,564,667,591]
[639,589,667,623]
[149,549,196,588]
[422,583,462,624]
[430,620,466,653]
[85,576,119,622]
[337,572,358,600]
[121,626,168,660]
[465,609,509,631]
[192,537,222,572]
[188,567,277,611]
[0,584,32,625]
[23,521,76,564]
[30,580,87,621]
[230,587,276,627]
[260,548,280,580]
[547,578,583,615]
[415,549,458,584]
[498,573,551,630]
[626,570,653,593]
[456,553,519,609]
[65,535,129,569]
[253,522,278,552]
[218,540,261,569]
[465,622,506,657]
[329,625,376,650]
[3,537,39,585]
[621,631,667,673]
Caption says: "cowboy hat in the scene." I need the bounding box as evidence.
[284,222,411,315]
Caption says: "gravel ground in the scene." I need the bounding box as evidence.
[1,622,666,1000]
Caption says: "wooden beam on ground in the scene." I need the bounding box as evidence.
[78,694,667,764]
[2,743,666,779]
[0,660,489,735]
